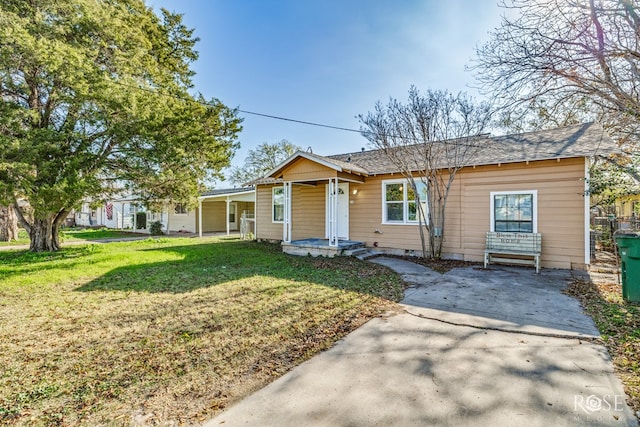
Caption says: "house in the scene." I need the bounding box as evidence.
[196,187,256,237]
[252,123,619,270]
[75,187,256,237]
[615,193,640,219]
[75,197,136,229]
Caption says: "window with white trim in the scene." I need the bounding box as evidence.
[174,203,188,215]
[272,187,284,223]
[382,179,427,224]
[490,191,537,233]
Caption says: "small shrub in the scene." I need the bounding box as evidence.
[149,221,164,236]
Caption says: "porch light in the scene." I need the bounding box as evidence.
[352,189,358,195]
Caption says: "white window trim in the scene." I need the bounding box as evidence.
[174,203,188,216]
[490,190,538,233]
[381,179,426,225]
[272,186,284,223]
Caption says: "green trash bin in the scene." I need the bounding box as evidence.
[614,231,640,302]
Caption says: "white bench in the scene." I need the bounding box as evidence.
[484,232,542,273]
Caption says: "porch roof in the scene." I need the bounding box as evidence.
[265,151,369,180]
[198,187,255,202]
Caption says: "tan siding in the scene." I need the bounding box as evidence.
[460,158,586,269]
[291,184,326,239]
[236,201,253,216]
[256,185,282,240]
[258,157,587,269]
[281,158,337,182]
[201,201,226,232]
[349,177,424,252]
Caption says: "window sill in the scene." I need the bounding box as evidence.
[381,222,421,226]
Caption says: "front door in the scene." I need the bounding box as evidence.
[326,182,349,239]
[228,202,238,231]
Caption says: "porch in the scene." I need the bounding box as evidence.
[282,238,365,257]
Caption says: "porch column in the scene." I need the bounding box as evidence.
[165,204,170,235]
[328,178,338,247]
[226,196,230,236]
[198,199,203,237]
[133,204,137,232]
[121,202,125,230]
[283,181,292,243]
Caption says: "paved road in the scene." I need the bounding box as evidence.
[205,258,638,427]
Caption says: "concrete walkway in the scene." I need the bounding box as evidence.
[206,258,638,427]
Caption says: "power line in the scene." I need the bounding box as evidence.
[104,80,607,158]
[109,80,368,135]
[236,109,365,134]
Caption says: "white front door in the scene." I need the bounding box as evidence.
[326,182,349,239]
[228,202,238,230]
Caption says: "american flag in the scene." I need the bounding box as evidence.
[105,203,113,220]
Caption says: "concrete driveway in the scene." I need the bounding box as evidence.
[205,258,638,427]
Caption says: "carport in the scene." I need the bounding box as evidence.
[197,188,255,237]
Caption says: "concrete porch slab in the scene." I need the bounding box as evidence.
[282,238,364,257]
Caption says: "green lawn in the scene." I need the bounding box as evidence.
[567,279,640,415]
[0,237,405,426]
[0,229,29,246]
[61,228,141,242]
[0,228,141,247]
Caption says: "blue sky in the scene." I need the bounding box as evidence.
[146,1,505,183]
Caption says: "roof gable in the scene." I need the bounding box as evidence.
[266,151,369,179]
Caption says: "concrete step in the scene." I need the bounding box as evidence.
[343,247,367,257]
[355,251,379,260]
[342,248,380,260]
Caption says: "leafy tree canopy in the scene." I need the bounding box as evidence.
[227,140,301,186]
[0,0,242,251]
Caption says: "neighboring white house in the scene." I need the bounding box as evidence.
[73,187,256,237]
[74,196,136,229]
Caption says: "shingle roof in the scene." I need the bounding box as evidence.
[301,151,370,175]
[200,186,255,197]
[327,122,618,175]
[254,123,618,183]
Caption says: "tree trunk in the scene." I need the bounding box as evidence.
[0,205,19,242]
[28,210,67,252]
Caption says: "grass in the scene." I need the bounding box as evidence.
[567,278,640,415]
[0,228,141,247]
[0,229,29,246]
[0,237,405,426]
[60,228,140,242]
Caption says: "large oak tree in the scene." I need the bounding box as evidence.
[0,0,242,251]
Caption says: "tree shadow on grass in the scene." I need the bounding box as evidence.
[0,246,97,265]
[74,241,403,299]
[0,246,99,280]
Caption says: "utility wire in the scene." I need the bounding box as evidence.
[110,80,369,135]
[236,109,366,134]
[105,80,609,157]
